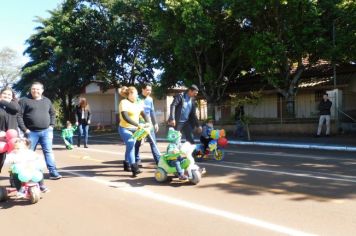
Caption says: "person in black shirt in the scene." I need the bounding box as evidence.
[17,82,62,180]
[0,87,20,173]
[316,93,332,137]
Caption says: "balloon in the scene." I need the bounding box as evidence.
[6,138,17,153]
[11,164,20,174]
[6,129,18,142]
[31,171,43,183]
[218,137,228,147]
[0,141,8,153]
[18,170,32,183]
[220,129,226,137]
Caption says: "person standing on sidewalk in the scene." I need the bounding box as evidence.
[316,93,332,137]
[168,85,202,144]
[17,82,62,180]
[75,97,91,148]
[234,105,245,138]
[134,84,160,165]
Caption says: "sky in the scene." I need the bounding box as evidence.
[0,0,64,64]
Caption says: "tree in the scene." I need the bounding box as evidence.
[0,47,22,88]
[231,0,329,116]
[143,0,251,116]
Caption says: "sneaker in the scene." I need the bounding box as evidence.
[178,174,188,180]
[40,185,50,193]
[49,172,62,180]
[84,145,88,148]
[199,167,207,175]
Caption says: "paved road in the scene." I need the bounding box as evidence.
[1,133,356,236]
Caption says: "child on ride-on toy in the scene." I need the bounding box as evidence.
[200,117,214,156]
[4,138,49,196]
[166,128,189,180]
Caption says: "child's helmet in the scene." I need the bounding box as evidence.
[167,127,181,143]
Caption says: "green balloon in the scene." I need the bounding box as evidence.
[18,170,32,183]
[31,171,43,183]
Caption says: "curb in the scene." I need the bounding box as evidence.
[156,138,356,152]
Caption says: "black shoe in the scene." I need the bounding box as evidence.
[123,161,131,172]
[131,163,142,177]
[136,160,143,168]
[84,145,88,148]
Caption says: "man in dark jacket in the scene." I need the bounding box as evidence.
[316,93,332,137]
[168,85,202,144]
[17,81,62,180]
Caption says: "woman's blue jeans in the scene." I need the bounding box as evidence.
[78,123,89,146]
[118,126,136,165]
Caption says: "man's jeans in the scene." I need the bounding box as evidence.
[176,122,194,144]
[118,126,136,165]
[317,115,331,135]
[28,128,57,173]
[135,129,161,164]
[78,123,89,146]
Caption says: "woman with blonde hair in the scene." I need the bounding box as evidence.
[119,86,150,177]
[75,97,91,148]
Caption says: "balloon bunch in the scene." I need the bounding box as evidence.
[11,162,44,183]
[210,129,228,148]
[0,129,18,153]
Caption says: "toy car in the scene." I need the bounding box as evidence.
[155,142,202,185]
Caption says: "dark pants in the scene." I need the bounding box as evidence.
[200,137,212,151]
[235,120,245,138]
[0,152,6,173]
[176,122,195,144]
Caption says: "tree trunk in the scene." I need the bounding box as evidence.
[285,94,296,117]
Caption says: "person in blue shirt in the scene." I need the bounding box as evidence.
[168,85,202,144]
[134,84,161,165]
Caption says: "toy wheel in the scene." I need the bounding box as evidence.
[190,170,201,185]
[193,145,204,160]
[29,186,41,204]
[214,148,224,161]
[0,187,8,202]
[155,168,168,183]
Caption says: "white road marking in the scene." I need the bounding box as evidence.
[61,145,356,184]
[203,162,356,183]
[62,169,316,236]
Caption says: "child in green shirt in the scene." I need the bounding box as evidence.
[62,121,77,150]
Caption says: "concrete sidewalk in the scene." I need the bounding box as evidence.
[158,134,356,151]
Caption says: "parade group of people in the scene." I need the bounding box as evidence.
[118,84,203,178]
[0,82,96,196]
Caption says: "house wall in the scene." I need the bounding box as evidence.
[244,95,277,118]
[82,93,116,126]
[295,93,317,118]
